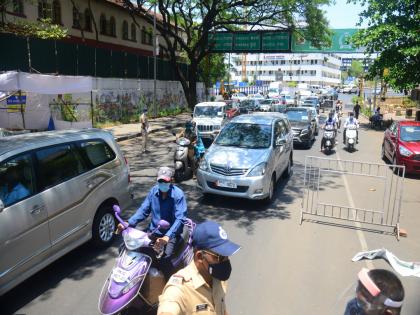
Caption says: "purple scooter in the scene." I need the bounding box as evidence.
[98,205,195,315]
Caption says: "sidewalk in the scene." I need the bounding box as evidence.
[103,113,191,142]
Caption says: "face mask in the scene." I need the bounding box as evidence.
[206,259,232,281]
[158,182,171,192]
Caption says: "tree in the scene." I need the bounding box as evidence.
[348,60,363,78]
[199,54,227,100]
[350,0,420,91]
[122,0,332,108]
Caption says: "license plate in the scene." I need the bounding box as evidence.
[112,267,130,283]
[216,180,237,189]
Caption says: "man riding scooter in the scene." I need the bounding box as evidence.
[117,166,187,279]
[343,112,360,144]
[177,121,205,179]
[321,111,338,152]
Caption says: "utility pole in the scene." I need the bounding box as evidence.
[373,75,378,112]
[153,4,157,117]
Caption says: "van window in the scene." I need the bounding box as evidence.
[80,140,116,169]
[0,154,35,207]
[36,144,87,190]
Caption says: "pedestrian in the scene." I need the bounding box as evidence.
[140,107,149,153]
[344,268,404,315]
[117,166,187,280]
[157,220,241,315]
[354,101,361,119]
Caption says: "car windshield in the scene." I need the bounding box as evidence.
[286,110,308,121]
[194,106,223,117]
[240,100,258,107]
[259,100,272,105]
[215,123,272,149]
[400,126,420,142]
[269,88,279,93]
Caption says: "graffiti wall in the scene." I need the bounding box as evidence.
[0,78,205,130]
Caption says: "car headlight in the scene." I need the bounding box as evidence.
[399,145,413,157]
[199,158,209,172]
[213,125,221,130]
[247,162,266,177]
[301,128,310,134]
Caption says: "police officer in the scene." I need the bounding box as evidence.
[158,221,241,315]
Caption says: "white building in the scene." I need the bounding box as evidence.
[230,53,342,87]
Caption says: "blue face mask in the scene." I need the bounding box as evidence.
[158,182,171,192]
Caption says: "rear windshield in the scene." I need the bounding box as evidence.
[286,110,308,121]
[400,126,420,142]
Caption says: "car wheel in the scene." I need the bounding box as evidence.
[263,175,276,205]
[315,127,319,136]
[305,139,312,149]
[92,204,116,247]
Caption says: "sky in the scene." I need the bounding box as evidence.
[322,0,367,29]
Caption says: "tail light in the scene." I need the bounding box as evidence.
[282,100,286,105]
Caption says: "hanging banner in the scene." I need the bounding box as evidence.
[6,93,26,113]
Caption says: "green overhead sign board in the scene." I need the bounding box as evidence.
[208,29,362,53]
[291,29,361,53]
[208,31,291,53]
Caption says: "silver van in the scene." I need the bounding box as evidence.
[0,129,132,295]
[196,113,293,203]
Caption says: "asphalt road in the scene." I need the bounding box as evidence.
[2,96,420,315]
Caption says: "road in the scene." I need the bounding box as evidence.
[2,95,420,315]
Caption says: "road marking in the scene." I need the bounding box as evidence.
[336,150,375,269]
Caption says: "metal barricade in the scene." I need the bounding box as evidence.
[300,156,405,239]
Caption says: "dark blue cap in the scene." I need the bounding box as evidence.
[192,221,241,256]
[143,107,148,112]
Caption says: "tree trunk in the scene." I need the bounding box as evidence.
[186,64,198,109]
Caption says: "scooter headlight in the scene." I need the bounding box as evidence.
[123,230,149,250]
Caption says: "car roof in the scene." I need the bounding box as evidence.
[286,107,310,111]
[398,120,420,127]
[0,129,113,157]
[231,112,286,125]
[195,102,226,107]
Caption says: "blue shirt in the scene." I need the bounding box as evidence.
[128,184,187,239]
[2,183,30,207]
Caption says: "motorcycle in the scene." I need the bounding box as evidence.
[345,125,358,152]
[98,205,195,315]
[322,124,336,153]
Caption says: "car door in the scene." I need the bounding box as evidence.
[0,153,50,293]
[34,143,89,252]
[384,122,397,160]
[272,120,288,178]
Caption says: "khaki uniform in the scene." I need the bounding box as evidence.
[140,113,149,152]
[158,261,227,315]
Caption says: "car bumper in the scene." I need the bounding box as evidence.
[398,156,420,174]
[292,132,311,143]
[199,131,219,140]
[196,170,270,199]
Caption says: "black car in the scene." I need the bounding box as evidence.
[238,99,261,113]
[285,107,317,148]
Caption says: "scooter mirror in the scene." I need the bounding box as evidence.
[158,220,170,230]
[113,205,121,214]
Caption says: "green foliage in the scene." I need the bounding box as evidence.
[348,60,364,78]
[361,106,373,117]
[287,81,298,88]
[350,0,420,91]
[0,18,68,40]
[199,54,227,90]
[341,71,349,83]
[351,95,363,105]
[156,106,186,118]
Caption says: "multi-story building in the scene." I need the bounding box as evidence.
[338,53,375,72]
[230,53,342,87]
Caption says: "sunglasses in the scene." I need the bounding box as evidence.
[202,250,227,263]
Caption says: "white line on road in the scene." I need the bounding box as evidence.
[336,150,375,269]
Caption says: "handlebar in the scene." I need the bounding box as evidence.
[113,205,128,229]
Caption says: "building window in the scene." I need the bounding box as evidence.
[12,0,24,15]
[72,6,80,28]
[52,0,61,24]
[38,0,52,19]
[100,14,107,34]
[141,26,147,44]
[131,23,136,41]
[84,9,92,31]
[122,20,129,40]
[109,16,116,36]
[147,28,153,45]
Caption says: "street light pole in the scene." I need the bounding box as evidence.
[153,4,157,117]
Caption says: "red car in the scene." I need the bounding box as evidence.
[382,120,420,174]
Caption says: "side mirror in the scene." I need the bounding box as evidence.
[191,113,193,118]
[0,199,4,213]
[275,137,286,147]
[158,219,170,230]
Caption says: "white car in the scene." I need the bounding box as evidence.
[248,93,265,100]
[305,107,320,135]
[193,102,228,141]
[281,95,295,106]
[232,93,247,102]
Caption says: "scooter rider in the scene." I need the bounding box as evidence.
[158,221,241,315]
[321,111,337,152]
[117,166,187,279]
[343,112,359,144]
[344,268,404,315]
[177,121,204,179]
